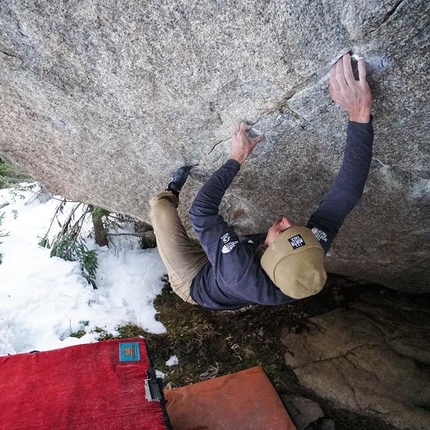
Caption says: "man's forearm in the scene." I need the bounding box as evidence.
[330,120,373,199]
[189,159,240,226]
[307,120,374,252]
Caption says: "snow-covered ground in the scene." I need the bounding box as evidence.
[0,184,167,356]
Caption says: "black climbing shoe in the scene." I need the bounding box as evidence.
[166,166,193,196]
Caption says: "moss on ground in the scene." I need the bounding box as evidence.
[102,274,400,430]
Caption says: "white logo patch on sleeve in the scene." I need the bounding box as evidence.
[311,227,328,243]
[222,241,239,254]
[220,233,231,243]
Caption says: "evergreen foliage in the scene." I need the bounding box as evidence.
[39,201,99,289]
[0,158,31,189]
[0,159,10,189]
[0,160,9,177]
[91,206,110,222]
[49,231,98,288]
[39,199,156,287]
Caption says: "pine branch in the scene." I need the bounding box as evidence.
[39,198,67,246]
[106,232,155,238]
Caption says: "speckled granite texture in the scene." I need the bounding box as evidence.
[1,0,429,291]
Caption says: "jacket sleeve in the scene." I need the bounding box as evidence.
[189,159,241,266]
[306,120,374,253]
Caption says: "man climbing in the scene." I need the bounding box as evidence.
[150,53,373,310]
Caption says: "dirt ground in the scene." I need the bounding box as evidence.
[103,274,406,430]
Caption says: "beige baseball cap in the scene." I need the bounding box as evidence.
[261,226,327,299]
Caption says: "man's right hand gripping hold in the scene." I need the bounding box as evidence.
[150,53,374,310]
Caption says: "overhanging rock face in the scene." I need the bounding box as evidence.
[1,1,429,292]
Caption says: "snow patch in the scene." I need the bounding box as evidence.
[0,185,167,355]
[166,355,179,366]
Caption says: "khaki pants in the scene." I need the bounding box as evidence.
[150,192,208,304]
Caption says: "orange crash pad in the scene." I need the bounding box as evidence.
[164,366,296,430]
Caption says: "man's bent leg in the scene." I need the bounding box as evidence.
[150,192,208,304]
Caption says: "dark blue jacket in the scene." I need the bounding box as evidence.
[189,121,374,310]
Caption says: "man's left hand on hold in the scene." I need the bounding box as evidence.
[231,122,262,165]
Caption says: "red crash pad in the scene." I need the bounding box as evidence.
[165,366,297,430]
[0,338,170,430]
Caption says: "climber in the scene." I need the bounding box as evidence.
[150,53,373,310]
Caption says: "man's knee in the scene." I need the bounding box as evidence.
[150,191,178,208]
[150,192,179,219]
